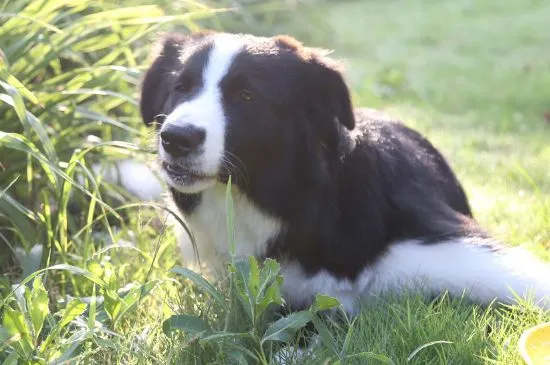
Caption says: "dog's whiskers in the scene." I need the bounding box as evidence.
[222,152,250,188]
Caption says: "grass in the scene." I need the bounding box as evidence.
[1,0,549,364]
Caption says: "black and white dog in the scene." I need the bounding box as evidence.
[138,31,550,313]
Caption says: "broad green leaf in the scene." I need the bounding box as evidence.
[261,310,312,344]
[256,258,284,317]
[29,277,49,337]
[103,290,122,322]
[58,299,86,328]
[110,284,152,324]
[2,308,34,355]
[248,256,260,298]
[2,308,29,339]
[232,259,254,322]
[258,258,281,293]
[162,314,212,336]
[256,280,283,320]
[312,294,341,312]
[171,267,224,307]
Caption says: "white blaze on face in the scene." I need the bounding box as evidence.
[160,34,245,175]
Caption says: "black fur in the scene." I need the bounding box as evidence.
[170,188,201,213]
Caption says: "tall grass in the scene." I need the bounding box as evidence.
[0,0,324,363]
[0,0,212,361]
[1,0,186,268]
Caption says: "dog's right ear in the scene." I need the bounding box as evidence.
[141,31,216,127]
[140,34,186,127]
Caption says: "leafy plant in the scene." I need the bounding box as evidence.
[164,257,342,364]
[161,181,351,364]
[1,276,88,363]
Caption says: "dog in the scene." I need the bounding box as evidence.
[138,31,550,313]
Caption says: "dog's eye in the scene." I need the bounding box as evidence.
[175,82,191,94]
[240,90,254,102]
[175,75,193,95]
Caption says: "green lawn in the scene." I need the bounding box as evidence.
[1,0,549,364]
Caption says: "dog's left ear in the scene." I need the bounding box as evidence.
[305,49,356,131]
[275,36,355,130]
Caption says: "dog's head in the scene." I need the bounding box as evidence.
[140,32,355,196]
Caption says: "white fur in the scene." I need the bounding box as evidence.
[177,183,282,274]
[282,238,550,313]
[281,262,377,313]
[86,160,163,201]
[374,238,550,307]
[159,35,244,194]
[273,336,320,365]
[111,160,163,200]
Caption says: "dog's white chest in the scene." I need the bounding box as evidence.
[177,184,282,272]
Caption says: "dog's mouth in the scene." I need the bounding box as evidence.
[162,161,216,184]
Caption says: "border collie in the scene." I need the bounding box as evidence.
[138,31,550,313]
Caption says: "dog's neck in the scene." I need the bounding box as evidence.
[171,184,283,270]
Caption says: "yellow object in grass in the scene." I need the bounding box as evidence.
[519,322,550,365]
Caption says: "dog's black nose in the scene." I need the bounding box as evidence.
[160,124,206,157]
